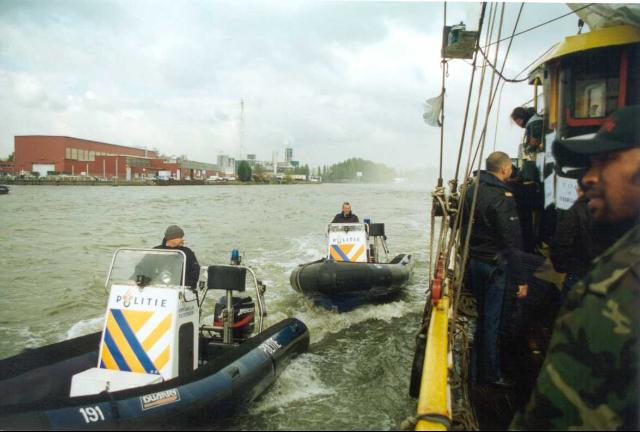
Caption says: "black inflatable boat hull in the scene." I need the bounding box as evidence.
[290,254,413,311]
[0,318,309,429]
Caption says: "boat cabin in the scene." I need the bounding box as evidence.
[529,24,640,140]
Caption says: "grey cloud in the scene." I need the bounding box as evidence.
[0,1,588,169]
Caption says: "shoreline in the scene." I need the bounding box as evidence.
[1,179,328,186]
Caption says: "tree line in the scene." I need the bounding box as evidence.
[236,158,395,183]
[317,158,395,183]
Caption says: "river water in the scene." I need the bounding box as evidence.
[0,182,433,430]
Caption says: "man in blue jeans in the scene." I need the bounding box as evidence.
[463,151,528,387]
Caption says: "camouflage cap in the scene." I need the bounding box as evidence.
[552,105,640,168]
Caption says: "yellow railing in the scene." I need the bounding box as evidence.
[416,295,451,431]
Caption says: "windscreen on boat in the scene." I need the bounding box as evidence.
[106,249,185,290]
[327,223,366,233]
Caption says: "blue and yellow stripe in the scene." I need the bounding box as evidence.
[330,243,366,262]
[100,309,171,375]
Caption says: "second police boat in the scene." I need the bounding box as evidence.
[290,220,414,312]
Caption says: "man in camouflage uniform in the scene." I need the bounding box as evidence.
[511,105,640,429]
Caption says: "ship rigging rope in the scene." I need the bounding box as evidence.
[442,1,497,280]
[425,1,494,313]
[477,46,529,83]
[419,3,533,429]
[417,4,508,430]
[461,2,525,181]
[456,2,508,306]
[487,3,595,47]
[476,1,586,84]
[415,5,503,429]
[428,1,450,282]
[493,81,505,151]
[462,2,498,184]
[450,0,522,349]
[452,2,488,187]
[457,0,519,254]
[439,22,509,427]
[438,2,447,185]
[513,43,558,81]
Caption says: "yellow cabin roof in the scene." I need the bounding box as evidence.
[534,25,640,69]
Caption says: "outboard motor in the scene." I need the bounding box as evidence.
[366,220,388,263]
[213,296,255,340]
[211,250,256,342]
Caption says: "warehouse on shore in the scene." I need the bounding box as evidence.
[12,136,220,180]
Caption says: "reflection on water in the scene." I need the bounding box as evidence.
[0,183,432,430]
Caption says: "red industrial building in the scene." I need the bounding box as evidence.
[13,136,219,180]
[0,162,15,176]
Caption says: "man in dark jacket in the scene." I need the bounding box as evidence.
[155,225,201,288]
[331,202,360,223]
[463,151,528,387]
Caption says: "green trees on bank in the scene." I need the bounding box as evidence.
[236,158,394,183]
[320,158,395,183]
[284,164,310,178]
[236,160,252,182]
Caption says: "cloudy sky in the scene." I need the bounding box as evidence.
[0,1,581,171]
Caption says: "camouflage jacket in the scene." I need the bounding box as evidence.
[511,223,640,430]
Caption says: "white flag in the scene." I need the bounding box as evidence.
[423,93,443,127]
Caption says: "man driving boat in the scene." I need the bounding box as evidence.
[155,225,201,289]
[332,201,360,223]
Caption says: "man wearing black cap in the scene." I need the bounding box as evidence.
[155,225,201,289]
[511,105,640,430]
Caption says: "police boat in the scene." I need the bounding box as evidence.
[290,222,414,312]
[0,248,309,429]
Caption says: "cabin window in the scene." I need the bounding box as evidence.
[570,49,620,119]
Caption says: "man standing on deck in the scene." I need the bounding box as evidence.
[511,105,640,430]
[511,106,544,158]
[155,225,201,289]
[462,151,528,387]
[332,201,360,223]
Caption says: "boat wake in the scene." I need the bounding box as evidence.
[65,316,103,340]
[0,326,46,351]
[248,353,336,414]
